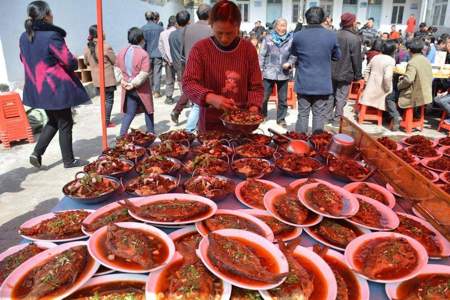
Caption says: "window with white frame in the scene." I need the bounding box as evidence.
[236,1,250,22]
[342,0,358,16]
[320,0,334,17]
[292,0,301,23]
[391,0,406,24]
[433,0,447,26]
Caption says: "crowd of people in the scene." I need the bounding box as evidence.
[19,0,450,169]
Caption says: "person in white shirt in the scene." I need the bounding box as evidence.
[158,16,177,104]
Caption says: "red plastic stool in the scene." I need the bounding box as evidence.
[438,111,450,132]
[348,80,365,101]
[358,104,383,127]
[400,106,425,133]
[269,82,297,109]
[287,81,297,109]
[0,92,34,149]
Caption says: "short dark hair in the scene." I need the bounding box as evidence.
[197,3,211,20]
[382,40,397,56]
[371,38,384,52]
[440,33,449,41]
[305,6,324,25]
[407,38,425,53]
[128,27,144,45]
[167,15,176,28]
[368,17,375,22]
[176,10,190,27]
[209,0,241,26]
[145,11,159,22]
[419,22,427,28]
[363,40,372,47]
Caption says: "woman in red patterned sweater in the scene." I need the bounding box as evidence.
[182,0,264,132]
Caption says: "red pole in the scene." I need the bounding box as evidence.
[96,0,108,150]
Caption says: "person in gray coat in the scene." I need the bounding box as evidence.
[330,13,362,126]
[259,18,296,127]
[142,11,164,97]
[171,4,213,129]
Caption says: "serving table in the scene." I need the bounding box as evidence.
[50,117,449,300]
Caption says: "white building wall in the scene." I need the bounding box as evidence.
[333,0,344,28]
[1,0,449,85]
[0,36,8,84]
[0,0,184,85]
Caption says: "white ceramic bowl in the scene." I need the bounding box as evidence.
[438,145,450,157]
[385,183,403,198]
[19,209,94,242]
[406,145,442,159]
[259,245,337,300]
[401,136,437,147]
[0,241,56,264]
[344,232,429,283]
[385,264,450,300]
[125,193,218,226]
[0,241,99,300]
[307,246,370,300]
[239,209,303,242]
[347,195,400,231]
[235,179,282,210]
[196,209,274,242]
[396,212,450,259]
[0,241,57,285]
[74,273,147,296]
[196,229,289,290]
[145,252,232,300]
[298,182,359,219]
[439,171,450,184]
[288,178,330,191]
[344,182,396,208]
[263,187,323,228]
[420,157,449,173]
[168,225,198,241]
[87,222,175,273]
[82,202,131,236]
[304,220,371,252]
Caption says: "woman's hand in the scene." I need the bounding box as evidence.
[121,80,134,91]
[206,93,238,111]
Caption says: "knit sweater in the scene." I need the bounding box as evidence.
[182,37,264,131]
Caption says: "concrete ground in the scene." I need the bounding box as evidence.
[0,85,446,252]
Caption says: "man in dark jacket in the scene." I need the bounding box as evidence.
[171,4,212,128]
[359,17,378,44]
[330,13,362,126]
[251,21,266,41]
[169,10,190,75]
[142,11,164,97]
[168,10,190,123]
[291,7,341,133]
[414,22,430,39]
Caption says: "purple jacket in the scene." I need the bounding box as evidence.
[19,22,89,110]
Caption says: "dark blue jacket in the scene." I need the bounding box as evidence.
[141,22,164,58]
[291,25,341,95]
[19,22,89,110]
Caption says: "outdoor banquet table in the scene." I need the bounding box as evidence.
[51,164,450,300]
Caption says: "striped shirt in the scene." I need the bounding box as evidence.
[182,37,264,131]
